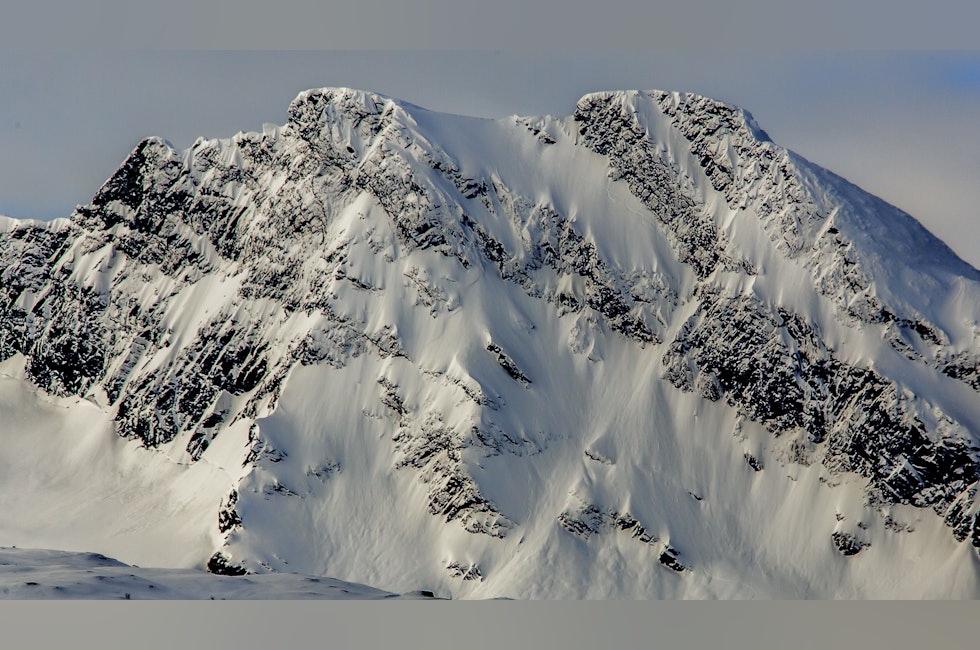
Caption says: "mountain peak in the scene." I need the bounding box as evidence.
[1,87,979,598]
[287,86,419,131]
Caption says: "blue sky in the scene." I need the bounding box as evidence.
[2,50,977,267]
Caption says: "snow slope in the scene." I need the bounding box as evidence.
[0,547,431,599]
[0,88,978,598]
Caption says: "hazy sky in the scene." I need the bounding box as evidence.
[2,50,977,267]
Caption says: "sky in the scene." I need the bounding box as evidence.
[1,50,978,268]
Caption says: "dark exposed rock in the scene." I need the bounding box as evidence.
[652,90,980,397]
[446,561,484,581]
[943,485,978,542]
[939,352,980,392]
[652,91,817,258]
[558,500,659,547]
[662,289,980,522]
[462,182,664,345]
[486,342,531,386]
[576,93,724,280]
[657,545,686,572]
[744,454,764,472]
[218,491,243,534]
[831,531,869,557]
[206,552,248,576]
[397,428,512,537]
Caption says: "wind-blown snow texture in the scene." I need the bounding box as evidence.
[1,88,979,598]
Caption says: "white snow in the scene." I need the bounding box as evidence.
[0,547,429,599]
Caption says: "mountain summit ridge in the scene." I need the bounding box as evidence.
[0,87,978,598]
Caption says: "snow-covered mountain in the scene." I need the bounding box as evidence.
[1,88,979,598]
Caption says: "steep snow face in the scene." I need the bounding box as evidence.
[1,87,979,598]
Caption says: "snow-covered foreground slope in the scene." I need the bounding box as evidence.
[0,547,431,599]
[1,88,978,598]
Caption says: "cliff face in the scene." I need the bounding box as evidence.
[1,88,978,598]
